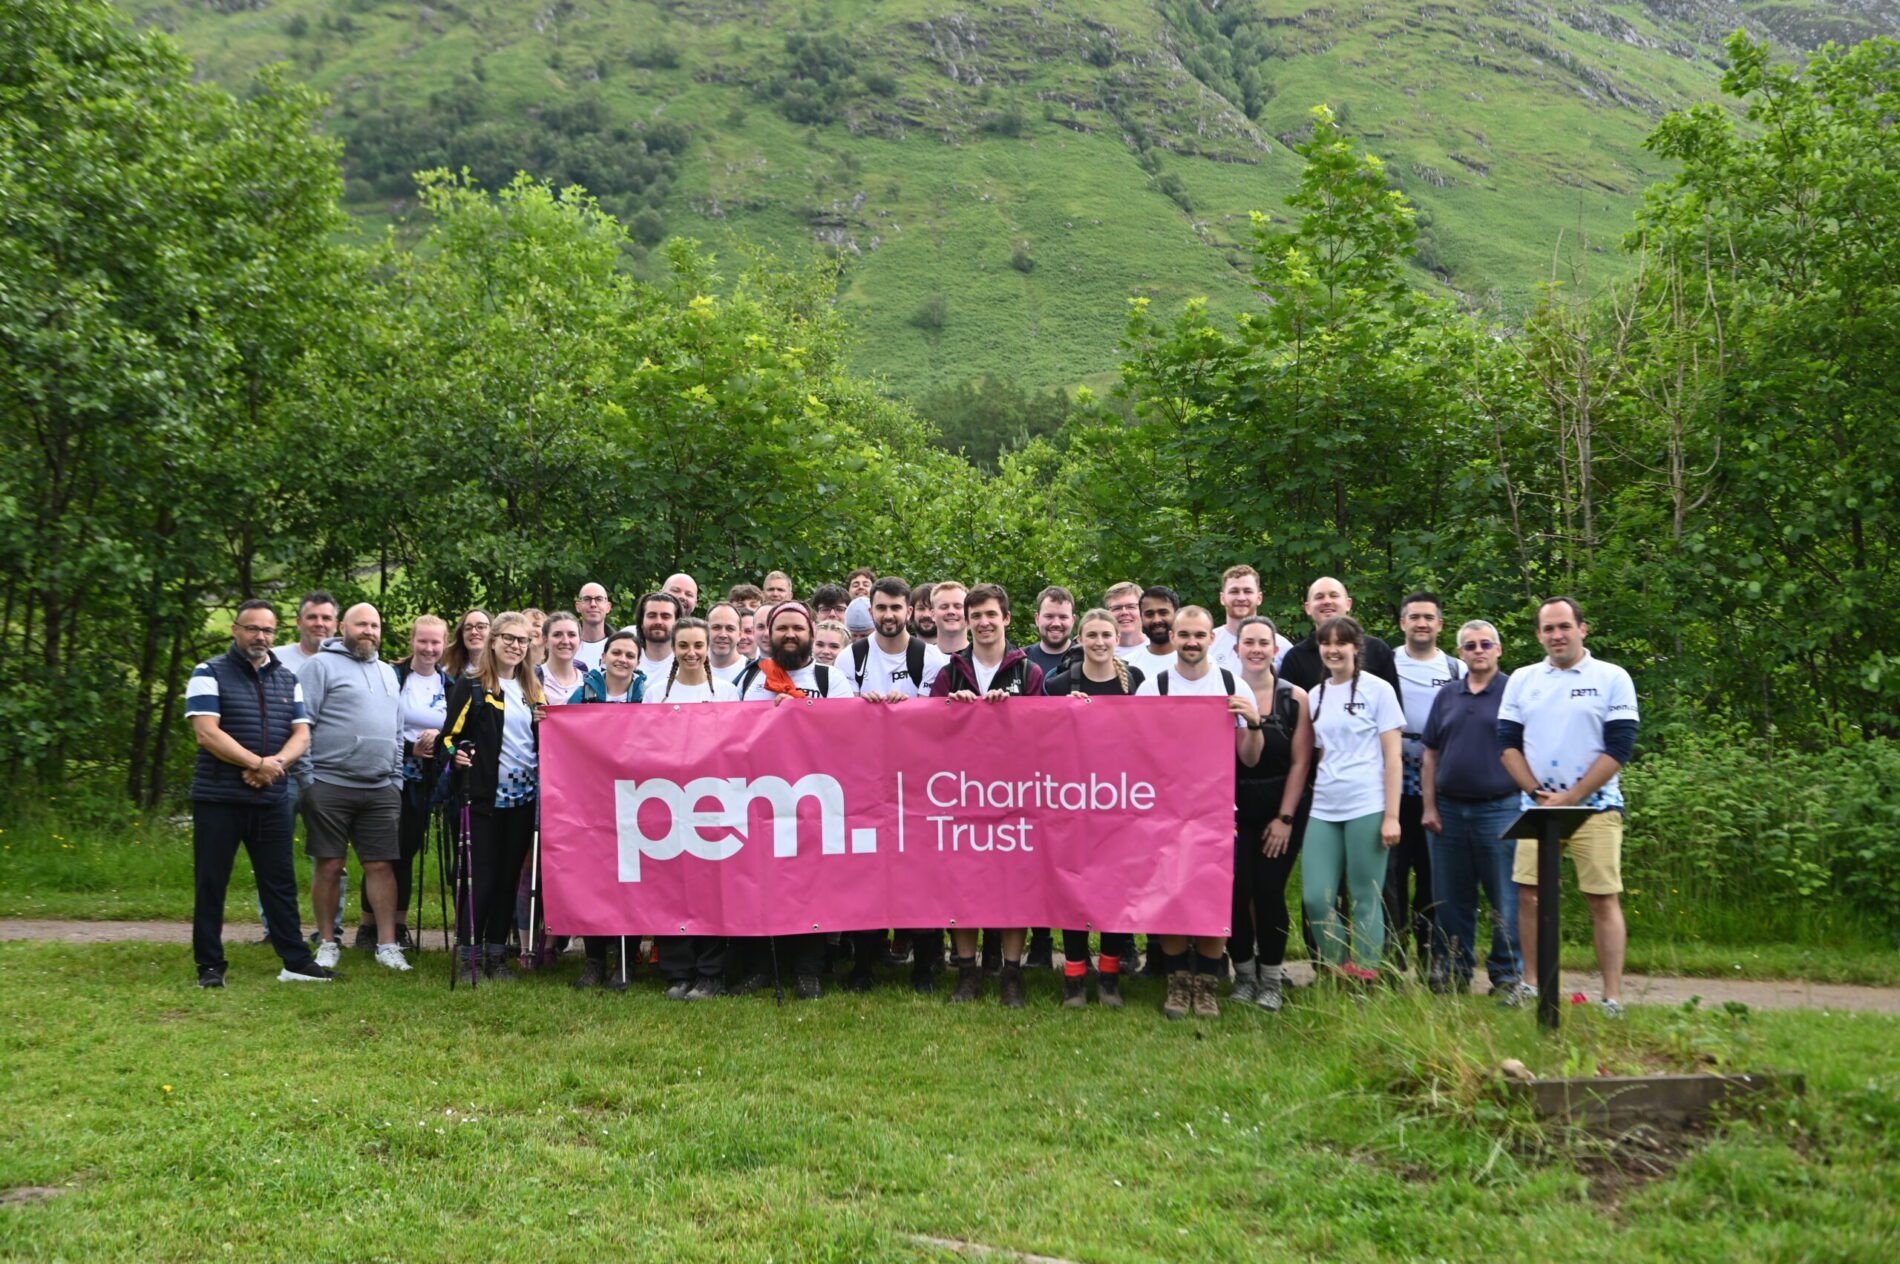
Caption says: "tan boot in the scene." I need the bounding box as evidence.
[1191,972,1221,1018]
[1162,970,1192,1020]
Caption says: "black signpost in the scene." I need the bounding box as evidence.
[1501,805,1598,1030]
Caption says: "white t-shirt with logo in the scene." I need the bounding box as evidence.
[708,658,748,684]
[735,661,856,701]
[1133,666,1251,728]
[1394,649,1463,794]
[1211,625,1296,674]
[399,669,447,745]
[574,637,608,671]
[1498,651,1639,811]
[849,639,947,698]
[642,676,739,705]
[1307,673,1405,822]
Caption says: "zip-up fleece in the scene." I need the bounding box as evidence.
[929,646,1046,698]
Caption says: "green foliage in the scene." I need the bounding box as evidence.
[913,375,1072,470]
[765,32,859,125]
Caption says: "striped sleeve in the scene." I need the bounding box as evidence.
[289,680,311,725]
[184,664,222,717]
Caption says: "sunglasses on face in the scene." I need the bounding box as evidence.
[1460,639,1498,652]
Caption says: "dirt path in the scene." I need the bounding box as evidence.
[4,918,1897,1015]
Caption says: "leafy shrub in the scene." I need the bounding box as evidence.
[910,293,947,332]
[1009,239,1034,273]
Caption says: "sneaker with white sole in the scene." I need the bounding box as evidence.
[1599,998,1625,1019]
[374,943,412,972]
[1496,981,1537,1009]
[277,961,335,983]
[314,940,341,969]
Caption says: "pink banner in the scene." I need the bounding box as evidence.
[540,697,1237,938]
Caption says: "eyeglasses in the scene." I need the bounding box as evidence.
[234,623,276,635]
[579,596,607,604]
[1460,639,1498,652]
[493,633,531,648]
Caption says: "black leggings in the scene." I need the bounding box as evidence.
[1059,930,1135,965]
[1232,818,1305,968]
[456,803,535,948]
[393,779,435,917]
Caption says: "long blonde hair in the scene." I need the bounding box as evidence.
[475,611,545,704]
[1076,607,1131,693]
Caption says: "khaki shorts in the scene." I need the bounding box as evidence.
[1513,809,1623,895]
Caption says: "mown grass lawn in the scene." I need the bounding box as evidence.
[3,938,1895,1263]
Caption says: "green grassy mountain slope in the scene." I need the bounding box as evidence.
[126,0,1895,392]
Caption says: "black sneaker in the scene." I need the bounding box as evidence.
[197,966,226,989]
[730,971,772,996]
[999,962,1026,1009]
[844,967,875,994]
[1025,932,1054,971]
[948,961,983,1003]
[277,961,335,983]
[573,958,605,990]
[794,974,823,1001]
[483,952,517,981]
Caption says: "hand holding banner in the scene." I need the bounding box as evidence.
[540,696,1237,938]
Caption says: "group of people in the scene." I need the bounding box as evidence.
[186,565,1638,1019]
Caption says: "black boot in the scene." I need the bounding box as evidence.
[1025,929,1054,970]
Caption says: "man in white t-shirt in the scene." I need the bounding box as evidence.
[706,602,748,683]
[574,582,613,671]
[1105,581,1145,658]
[733,602,856,702]
[1123,585,1179,679]
[1498,596,1640,1015]
[930,580,970,657]
[1210,564,1294,672]
[1389,590,1466,981]
[1133,606,1263,1019]
[849,577,946,701]
[626,591,681,675]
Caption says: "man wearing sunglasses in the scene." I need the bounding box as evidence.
[1390,591,1466,983]
[1418,620,1523,1000]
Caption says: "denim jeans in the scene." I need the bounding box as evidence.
[1427,794,1522,987]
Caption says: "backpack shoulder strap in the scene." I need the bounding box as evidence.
[907,638,927,685]
[815,664,831,696]
[851,639,872,688]
[735,661,759,698]
[1156,671,1169,696]
[1220,668,1236,694]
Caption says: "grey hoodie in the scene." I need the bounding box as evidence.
[299,636,402,790]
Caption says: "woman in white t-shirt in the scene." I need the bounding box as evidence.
[1303,616,1404,983]
[644,619,739,706]
[537,611,587,707]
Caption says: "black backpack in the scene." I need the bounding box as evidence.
[1154,668,1237,696]
[733,660,832,698]
[850,637,929,694]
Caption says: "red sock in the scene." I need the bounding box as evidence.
[1064,960,1087,978]
[1098,954,1121,975]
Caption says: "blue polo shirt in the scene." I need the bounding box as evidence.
[1420,673,1516,801]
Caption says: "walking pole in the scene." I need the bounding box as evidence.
[522,819,542,971]
[461,799,478,988]
[435,805,451,957]
[618,935,627,988]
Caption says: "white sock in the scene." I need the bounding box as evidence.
[1259,964,1283,984]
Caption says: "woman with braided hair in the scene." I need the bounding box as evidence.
[1302,615,1405,983]
[1045,608,1147,1006]
[642,618,738,706]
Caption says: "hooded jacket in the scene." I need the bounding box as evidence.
[568,666,649,706]
[930,645,1046,698]
[299,637,403,790]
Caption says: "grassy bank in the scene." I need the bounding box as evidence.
[2,938,1895,1261]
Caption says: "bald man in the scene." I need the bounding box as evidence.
[664,572,700,616]
[1275,576,1404,700]
[575,581,613,670]
[299,603,410,970]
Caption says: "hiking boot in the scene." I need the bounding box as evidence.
[374,943,413,972]
[685,978,725,1001]
[314,940,341,969]
[1025,931,1054,971]
[1162,971,1192,1020]
[277,961,335,984]
[664,979,694,1001]
[353,923,377,952]
[1255,972,1285,1013]
[1095,972,1124,1008]
[573,958,605,990]
[1230,961,1259,1005]
[1061,974,1088,1008]
[731,971,772,996]
[794,974,823,1001]
[948,962,983,1003]
[844,966,876,994]
[604,958,633,992]
[999,962,1026,1009]
[483,950,516,981]
[1190,972,1221,1018]
[197,966,226,989]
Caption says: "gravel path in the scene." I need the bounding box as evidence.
[4,919,1896,1014]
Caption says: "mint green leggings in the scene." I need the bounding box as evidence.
[1301,811,1390,967]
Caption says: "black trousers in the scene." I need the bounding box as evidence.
[1059,929,1135,964]
[732,934,825,980]
[457,803,535,949]
[1383,794,1435,971]
[193,799,313,972]
[659,935,727,982]
[1232,817,1306,968]
[390,776,436,917]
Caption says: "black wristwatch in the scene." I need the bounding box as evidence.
[1278,812,1295,825]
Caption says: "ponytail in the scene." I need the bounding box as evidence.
[663,656,680,702]
[1113,656,1131,694]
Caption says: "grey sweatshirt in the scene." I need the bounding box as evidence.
[299,638,402,790]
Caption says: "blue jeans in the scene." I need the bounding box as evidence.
[1427,794,1522,987]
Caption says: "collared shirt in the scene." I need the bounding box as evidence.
[1420,672,1516,801]
[1497,651,1640,810]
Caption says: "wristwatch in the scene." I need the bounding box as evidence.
[1278,812,1295,825]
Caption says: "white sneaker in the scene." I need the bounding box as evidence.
[314,940,341,969]
[1599,997,1625,1019]
[374,943,412,972]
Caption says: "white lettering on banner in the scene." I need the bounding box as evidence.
[615,774,878,882]
[922,770,1158,812]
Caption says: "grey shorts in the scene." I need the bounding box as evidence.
[302,781,401,861]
